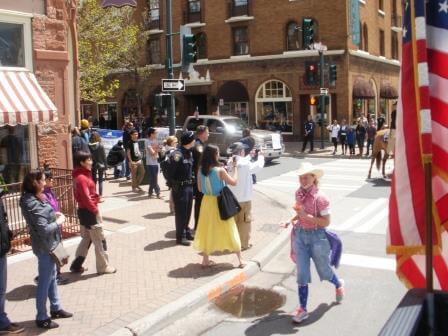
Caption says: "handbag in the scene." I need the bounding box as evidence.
[49,242,69,267]
[217,186,241,220]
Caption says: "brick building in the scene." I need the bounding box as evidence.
[105,0,402,140]
[0,0,79,183]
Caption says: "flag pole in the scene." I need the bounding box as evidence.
[424,161,433,293]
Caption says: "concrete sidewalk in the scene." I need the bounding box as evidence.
[6,174,291,336]
[284,142,375,160]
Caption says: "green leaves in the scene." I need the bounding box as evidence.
[78,0,140,103]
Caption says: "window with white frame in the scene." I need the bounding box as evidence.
[0,12,32,70]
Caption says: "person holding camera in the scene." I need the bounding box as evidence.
[20,170,72,329]
[228,143,265,251]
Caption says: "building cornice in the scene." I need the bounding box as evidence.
[349,49,401,67]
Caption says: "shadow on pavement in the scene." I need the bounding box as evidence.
[300,302,338,326]
[245,310,298,335]
[369,178,391,187]
[102,216,128,224]
[128,195,150,202]
[13,320,48,335]
[144,240,177,251]
[7,285,36,301]
[58,272,100,284]
[164,230,176,239]
[144,212,173,220]
[168,262,234,279]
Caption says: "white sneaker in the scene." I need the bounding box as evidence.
[292,307,309,323]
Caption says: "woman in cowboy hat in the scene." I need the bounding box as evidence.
[285,162,344,323]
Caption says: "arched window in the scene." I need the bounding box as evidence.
[194,32,207,59]
[363,23,369,51]
[255,80,293,133]
[286,21,300,51]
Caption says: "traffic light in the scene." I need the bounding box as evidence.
[329,64,337,84]
[182,34,197,68]
[305,62,318,85]
[302,18,314,50]
[154,93,171,110]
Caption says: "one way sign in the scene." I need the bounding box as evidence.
[162,79,185,92]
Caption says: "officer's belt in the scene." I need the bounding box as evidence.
[173,180,193,187]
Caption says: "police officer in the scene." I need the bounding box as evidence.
[301,114,315,153]
[192,126,209,231]
[169,131,196,246]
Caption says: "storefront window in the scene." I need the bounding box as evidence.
[0,22,25,67]
[0,125,30,184]
[220,102,249,124]
[255,80,293,133]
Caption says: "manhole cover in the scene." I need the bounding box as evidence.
[214,285,286,318]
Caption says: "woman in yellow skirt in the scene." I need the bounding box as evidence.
[193,145,246,268]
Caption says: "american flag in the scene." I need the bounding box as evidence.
[387,0,448,289]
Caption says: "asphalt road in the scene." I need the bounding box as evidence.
[154,156,407,336]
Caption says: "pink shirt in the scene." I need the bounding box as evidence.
[294,185,330,229]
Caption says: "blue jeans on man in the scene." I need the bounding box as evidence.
[0,255,10,329]
[147,165,160,196]
[36,253,61,321]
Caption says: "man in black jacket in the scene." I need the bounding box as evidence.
[0,194,25,334]
[192,126,209,231]
[301,114,315,153]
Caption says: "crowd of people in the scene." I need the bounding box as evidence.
[301,104,397,158]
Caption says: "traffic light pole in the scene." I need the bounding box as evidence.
[319,50,325,149]
[165,0,176,136]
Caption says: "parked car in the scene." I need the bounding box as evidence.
[179,115,285,162]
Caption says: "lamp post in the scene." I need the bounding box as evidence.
[165,0,176,135]
[312,42,327,149]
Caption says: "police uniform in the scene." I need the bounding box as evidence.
[169,132,195,245]
[192,138,204,231]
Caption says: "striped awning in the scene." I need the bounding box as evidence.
[101,0,137,8]
[0,70,57,127]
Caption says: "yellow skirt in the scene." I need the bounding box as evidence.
[193,195,242,255]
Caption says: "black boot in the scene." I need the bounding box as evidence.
[70,256,87,273]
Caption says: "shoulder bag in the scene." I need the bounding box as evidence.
[217,186,241,220]
[50,242,69,267]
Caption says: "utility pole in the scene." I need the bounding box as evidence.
[165,0,176,135]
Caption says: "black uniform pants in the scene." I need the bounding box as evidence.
[302,134,314,152]
[193,184,203,231]
[173,185,193,241]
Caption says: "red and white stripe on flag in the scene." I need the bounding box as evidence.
[387,0,448,290]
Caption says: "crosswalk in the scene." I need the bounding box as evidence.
[255,158,394,235]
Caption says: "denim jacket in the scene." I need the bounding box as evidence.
[20,193,61,255]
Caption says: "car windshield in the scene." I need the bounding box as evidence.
[224,118,247,133]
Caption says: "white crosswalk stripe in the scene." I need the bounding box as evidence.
[256,158,393,235]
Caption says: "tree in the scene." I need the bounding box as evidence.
[77,0,139,103]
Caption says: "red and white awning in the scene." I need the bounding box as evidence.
[0,70,58,127]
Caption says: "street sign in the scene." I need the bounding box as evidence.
[320,88,329,95]
[162,79,185,92]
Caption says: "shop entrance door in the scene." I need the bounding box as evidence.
[185,95,207,116]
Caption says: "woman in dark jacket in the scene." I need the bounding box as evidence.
[88,132,107,200]
[20,170,72,329]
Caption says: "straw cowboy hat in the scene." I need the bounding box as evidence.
[297,162,324,179]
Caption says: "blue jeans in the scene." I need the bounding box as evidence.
[36,253,61,321]
[0,256,11,329]
[147,165,160,196]
[124,158,131,178]
[92,168,104,196]
[294,228,335,285]
[114,161,125,178]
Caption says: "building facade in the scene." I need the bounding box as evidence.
[108,0,402,140]
[0,0,79,181]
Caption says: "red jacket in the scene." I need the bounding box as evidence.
[73,167,99,215]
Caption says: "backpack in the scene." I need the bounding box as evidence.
[160,148,175,185]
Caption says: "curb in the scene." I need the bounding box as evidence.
[111,226,291,336]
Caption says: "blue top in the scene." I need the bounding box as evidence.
[200,168,224,196]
